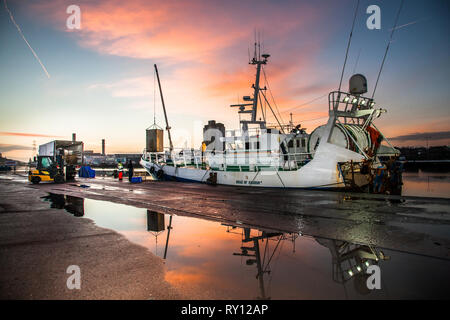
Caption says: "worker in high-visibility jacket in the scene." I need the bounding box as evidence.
[201,142,207,167]
[117,161,124,181]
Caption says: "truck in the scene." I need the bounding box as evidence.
[28,140,83,184]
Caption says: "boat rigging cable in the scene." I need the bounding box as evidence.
[371,0,405,99]
[260,90,284,132]
[352,48,362,74]
[282,93,329,114]
[337,0,360,93]
[262,67,286,129]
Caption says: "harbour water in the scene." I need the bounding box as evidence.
[401,171,450,199]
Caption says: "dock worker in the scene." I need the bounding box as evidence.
[127,160,134,182]
[201,142,207,167]
[373,164,385,193]
[117,161,123,181]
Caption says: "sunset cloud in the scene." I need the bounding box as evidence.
[0,132,63,138]
[0,144,32,153]
[390,131,450,142]
[29,0,331,121]
[88,77,152,97]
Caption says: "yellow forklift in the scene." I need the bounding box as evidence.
[29,140,83,184]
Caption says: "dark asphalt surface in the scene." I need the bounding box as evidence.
[1,174,449,299]
[0,176,181,299]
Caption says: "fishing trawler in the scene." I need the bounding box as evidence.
[140,46,401,192]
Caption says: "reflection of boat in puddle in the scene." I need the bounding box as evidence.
[226,224,294,299]
[315,238,389,295]
[42,193,85,217]
[148,209,389,299]
[43,193,450,299]
[222,223,389,299]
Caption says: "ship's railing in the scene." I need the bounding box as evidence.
[328,91,375,115]
[142,148,205,169]
[224,127,281,138]
[142,148,312,171]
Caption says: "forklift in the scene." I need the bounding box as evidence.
[28,140,83,184]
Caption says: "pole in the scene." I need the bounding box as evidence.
[163,215,173,259]
[154,64,174,152]
[252,62,262,122]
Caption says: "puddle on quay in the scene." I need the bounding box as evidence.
[42,193,450,299]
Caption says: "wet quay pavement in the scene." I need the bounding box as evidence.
[28,176,450,260]
[1,174,449,299]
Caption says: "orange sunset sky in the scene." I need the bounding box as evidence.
[1,0,449,161]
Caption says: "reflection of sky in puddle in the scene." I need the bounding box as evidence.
[44,194,450,299]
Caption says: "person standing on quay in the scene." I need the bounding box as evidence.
[128,160,134,182]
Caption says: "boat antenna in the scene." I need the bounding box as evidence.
[154,64,174,152]
[371,0,404,99]
[258,31,261,60]
[153,67,156,125]
[338,0,360,93]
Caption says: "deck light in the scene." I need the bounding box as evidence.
[352,98,358,104]
[356,266,362,272]
[360,100,366,105]
[348,270,354,276]
[343,96,350,102]
[370,102,375,107]
[365,261,370,267]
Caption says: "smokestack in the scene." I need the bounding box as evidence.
[72,133,76,142]
[102,139,105,156]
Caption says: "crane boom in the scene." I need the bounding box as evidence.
[154,64,173,152]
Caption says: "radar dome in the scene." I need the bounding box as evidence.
[349,74,367,95]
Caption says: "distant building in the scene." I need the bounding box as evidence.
[83,153,142,167]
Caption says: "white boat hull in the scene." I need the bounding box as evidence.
[140,144,363,189]
[140,116,368,189]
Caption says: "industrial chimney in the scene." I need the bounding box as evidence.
[72,133,76,142]
[102,139,105,155]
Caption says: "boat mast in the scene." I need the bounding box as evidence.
[230,42,269,132]
[154,64,174,152]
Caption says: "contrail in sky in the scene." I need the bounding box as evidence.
[4,0,50,78]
